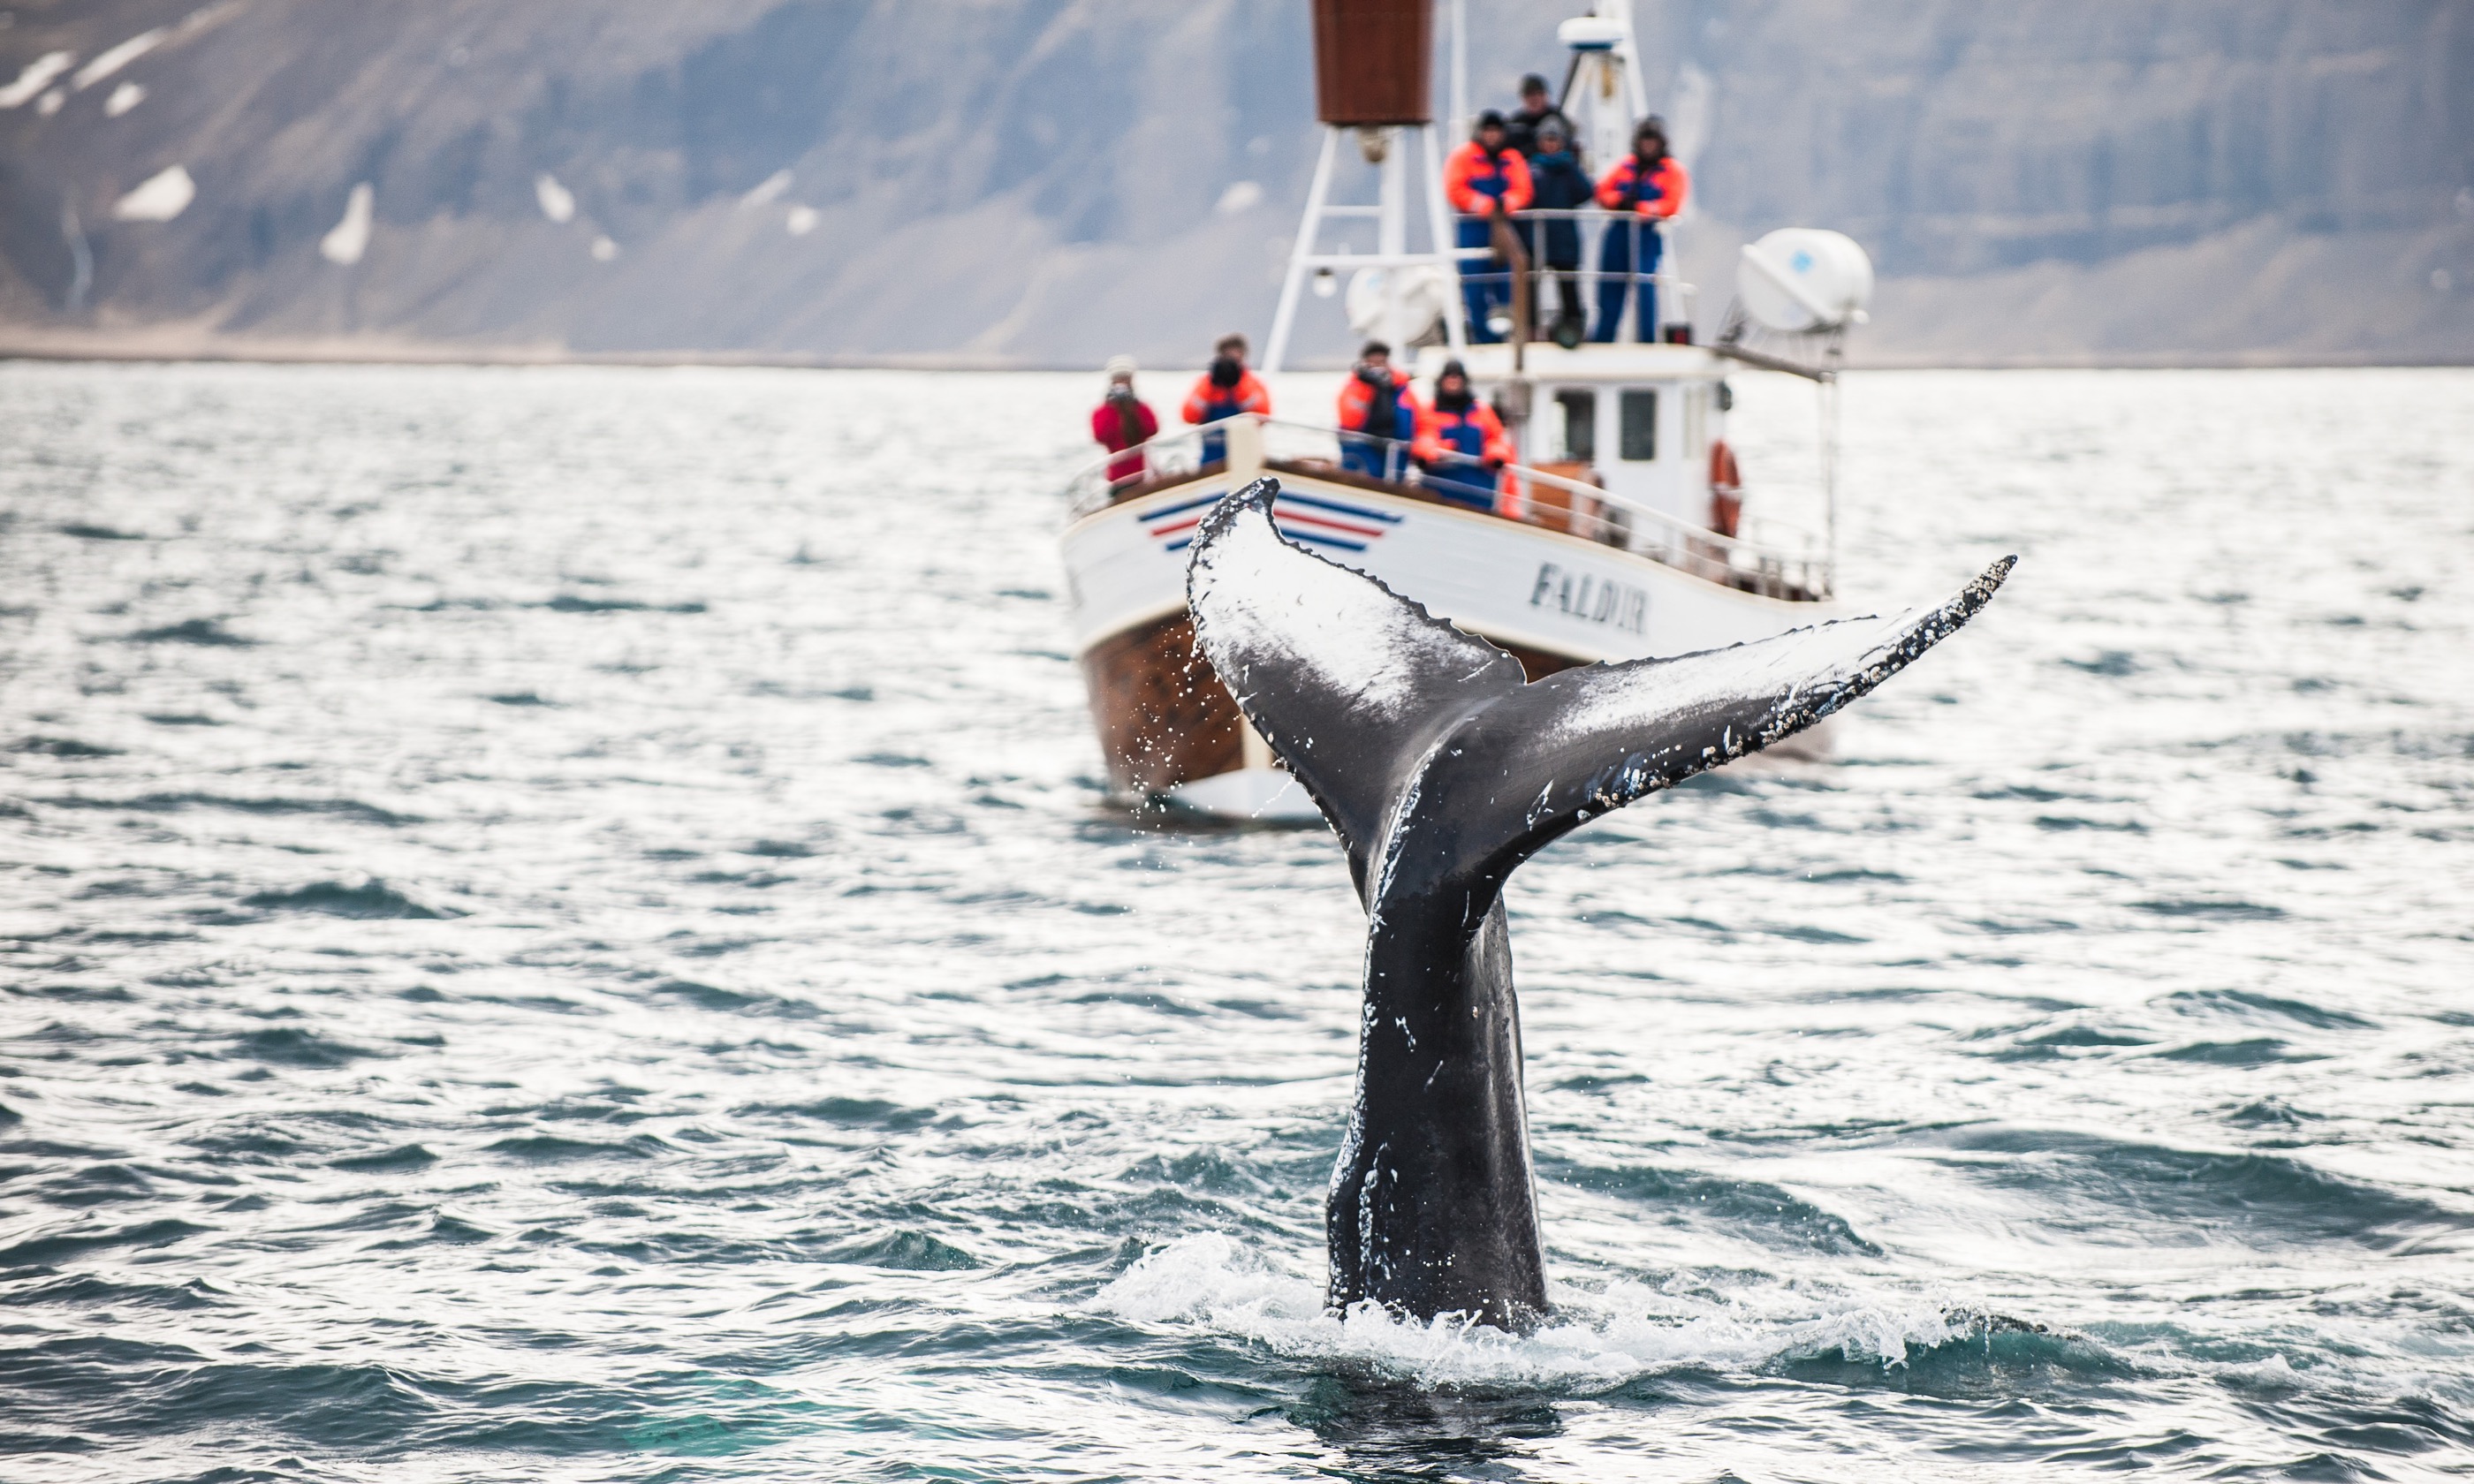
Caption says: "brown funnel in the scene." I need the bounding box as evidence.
[1312,0,1432,125]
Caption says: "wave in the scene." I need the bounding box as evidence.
[123,617,255,647]
[1092,1232,2004,1393]
[1917,1126,2474,1251]
[34,793,420,827]
[9,736,122,757]
[239,880,455,920]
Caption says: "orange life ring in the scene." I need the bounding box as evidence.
[1708,439,1742,536]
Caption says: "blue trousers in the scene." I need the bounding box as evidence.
[1420,464,1497,511]
[1458,216,1509,344]
[1339,435,1404,481]
[1592,219,1663,343]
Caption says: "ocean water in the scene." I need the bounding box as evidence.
[1,361,2469,1482]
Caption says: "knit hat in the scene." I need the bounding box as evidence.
[1104,354,1136,381]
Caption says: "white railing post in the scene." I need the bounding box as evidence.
[1421,125,1468,355]
[1377,128,1410,352]
[1264,128,1340,375]
[1820,372,1840,596]
[1226,414,1264,481]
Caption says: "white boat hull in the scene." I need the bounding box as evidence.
[1063,468,1837,667]
[1060,465,1840,822]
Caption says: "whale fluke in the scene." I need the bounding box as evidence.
[1187,477,2010,1327]
[1190,478,2011,910]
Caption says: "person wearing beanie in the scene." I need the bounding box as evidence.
[1091,355,1157,489]
[1593,117,1690,343]
[1504,72,1575,159]
[1412,359,1514,511]
[1522,117,1593,344]
[1180,333,1271,466]
[1440,111,1534,344]
[1335,340,1416,481]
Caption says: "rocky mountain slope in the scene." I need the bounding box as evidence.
[0,0,2466,366]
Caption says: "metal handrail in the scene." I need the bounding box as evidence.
[1066,414,1830,601]
[1454,208,1698,339]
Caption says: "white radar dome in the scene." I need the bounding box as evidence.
[1736,228,1873,334]
[1557,17,1625,51]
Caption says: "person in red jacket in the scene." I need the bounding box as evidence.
[1441,110,1534,344]
[1593,117,1690,343]
[1181,332,1271,465]
[1090,355,1157,488]
[1412,360,1514,511]
[1335,340,1416,481]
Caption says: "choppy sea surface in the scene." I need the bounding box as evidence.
[1,362,2470,1482]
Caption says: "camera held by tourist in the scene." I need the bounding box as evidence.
[1337,341,1416,481]
[1181,333,1271,466]
[1090,356,1157,488]
[1188,334,1276,467]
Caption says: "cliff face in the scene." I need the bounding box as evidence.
[1654,2,2474,361]
[1,0,2467,366]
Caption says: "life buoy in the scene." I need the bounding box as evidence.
[1708,439,1742,537]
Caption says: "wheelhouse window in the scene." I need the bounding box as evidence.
[1553,389,1595,462]
[1619,389,1658,462]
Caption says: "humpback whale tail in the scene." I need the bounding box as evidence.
[1185,477,2009,1328]
[1188,477,2013,912]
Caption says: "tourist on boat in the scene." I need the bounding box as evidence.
[1090,355,1157,488]
[1522,118,1592,344]
[1412,360,1514,511]
[1336,340,1415,481]
[1593,118,1689,343]
[1442,110,1534,344]
[1181,332,1271,465]
[1504,74,1575,159]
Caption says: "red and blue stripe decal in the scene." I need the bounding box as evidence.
[1145,490,1403,554]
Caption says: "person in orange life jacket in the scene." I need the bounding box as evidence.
[1413,360,1514,511]
[1336,340,1416,481]
[1442,110,1533,344]
[1593,117,1689,343]
[1181,332,1271,466]
[1523,118,1592,344]
[1090,355,1157,488]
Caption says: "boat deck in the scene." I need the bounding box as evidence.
[1071,416,1830,606]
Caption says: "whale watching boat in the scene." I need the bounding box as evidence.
[1059,0,1877,821]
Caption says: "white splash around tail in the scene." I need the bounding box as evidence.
[1094,1232,1973,1391]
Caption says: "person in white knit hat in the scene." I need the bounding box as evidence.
[1091,355,1157,489]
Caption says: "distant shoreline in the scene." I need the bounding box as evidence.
[0,329,2464,374]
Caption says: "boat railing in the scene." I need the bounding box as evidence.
[1453,209,1696,342]
[1067,421,1226,516]
[1067,415,1829,601]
